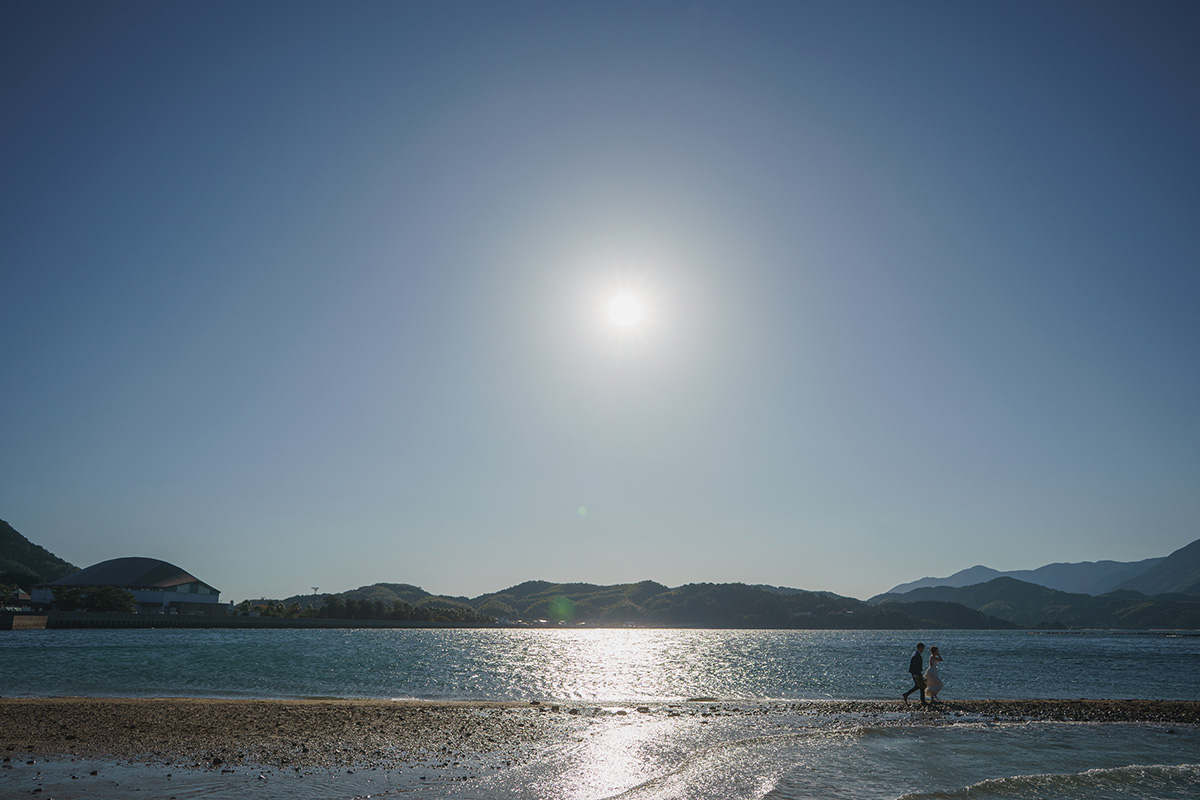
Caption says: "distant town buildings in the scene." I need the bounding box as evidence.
[31,557,222,614]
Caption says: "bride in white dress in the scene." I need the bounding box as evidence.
[924,646,944,703]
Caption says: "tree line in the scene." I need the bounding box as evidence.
[236,594,492,624]
[42,585,136,613]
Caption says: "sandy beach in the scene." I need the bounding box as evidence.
[3,697,1197,772]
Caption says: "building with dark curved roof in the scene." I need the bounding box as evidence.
[31,557,223,614]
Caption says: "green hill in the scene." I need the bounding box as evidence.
[471,580,1015,629]
[237,582,487,624]
[0,519,78,590]
[264,578,1014,629]
[876,599,1021,629]
[471,580,671,623]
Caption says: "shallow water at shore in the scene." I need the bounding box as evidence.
[5,709,1198,800]
[445,713,1200,800]
[4,628,1199,798]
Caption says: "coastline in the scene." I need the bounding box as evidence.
[3,697,1197,772]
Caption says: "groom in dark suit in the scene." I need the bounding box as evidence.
[902,643,927,705]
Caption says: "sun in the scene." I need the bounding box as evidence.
[607,292,644,329]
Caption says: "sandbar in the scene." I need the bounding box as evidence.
[2,697,1197,773]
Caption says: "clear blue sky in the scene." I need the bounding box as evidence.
[3,1,1198,603]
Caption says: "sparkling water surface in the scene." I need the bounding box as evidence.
[3,627,1199,701]
[3,628,1198,799]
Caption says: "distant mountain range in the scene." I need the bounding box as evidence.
[272,578,1017,630]
[884,560,1162,596]
[6,518,1198,629]
[304,538,1198,629]
[872,577,1200,630]
[1114,538,1200,595]
[884,538,1200,596]
[871,537,1200,629]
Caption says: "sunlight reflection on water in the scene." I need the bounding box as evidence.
[6,707,1198,800]
[3,627,1200,701]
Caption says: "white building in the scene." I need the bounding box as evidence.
[31,557,222,614]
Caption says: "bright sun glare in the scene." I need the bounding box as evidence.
[607,293,644,329]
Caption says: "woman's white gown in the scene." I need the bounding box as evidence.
[925,660,944,695]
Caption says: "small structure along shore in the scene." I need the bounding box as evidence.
[6,611,494,629]
[32,557,224,615]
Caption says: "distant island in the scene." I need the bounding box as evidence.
[241,579,1017,630]
[4,518,1199,630]
[235,535,1200,630]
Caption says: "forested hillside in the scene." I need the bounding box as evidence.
[0,519,78,589]
[242,578,1017,629]
[469,580,1016,629]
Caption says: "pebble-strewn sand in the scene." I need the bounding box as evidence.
[1,698,1197,773]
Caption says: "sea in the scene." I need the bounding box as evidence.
[2,627,1198,799]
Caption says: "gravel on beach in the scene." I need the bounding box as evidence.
[2,697,1197,774]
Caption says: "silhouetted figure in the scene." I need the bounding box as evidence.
[902,643,927,705]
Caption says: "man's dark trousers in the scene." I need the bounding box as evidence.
[903,649,926,704]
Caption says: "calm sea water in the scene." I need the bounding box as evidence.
[2,627,1199,701]
[3,628,1198,800]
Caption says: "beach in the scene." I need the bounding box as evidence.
[3,699,1199,799]
[4,629,1199,798]
[3,697,1197,769]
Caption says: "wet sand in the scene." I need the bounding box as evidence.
[2,697,1197,773]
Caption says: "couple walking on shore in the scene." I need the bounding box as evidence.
[902,642,944,706]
